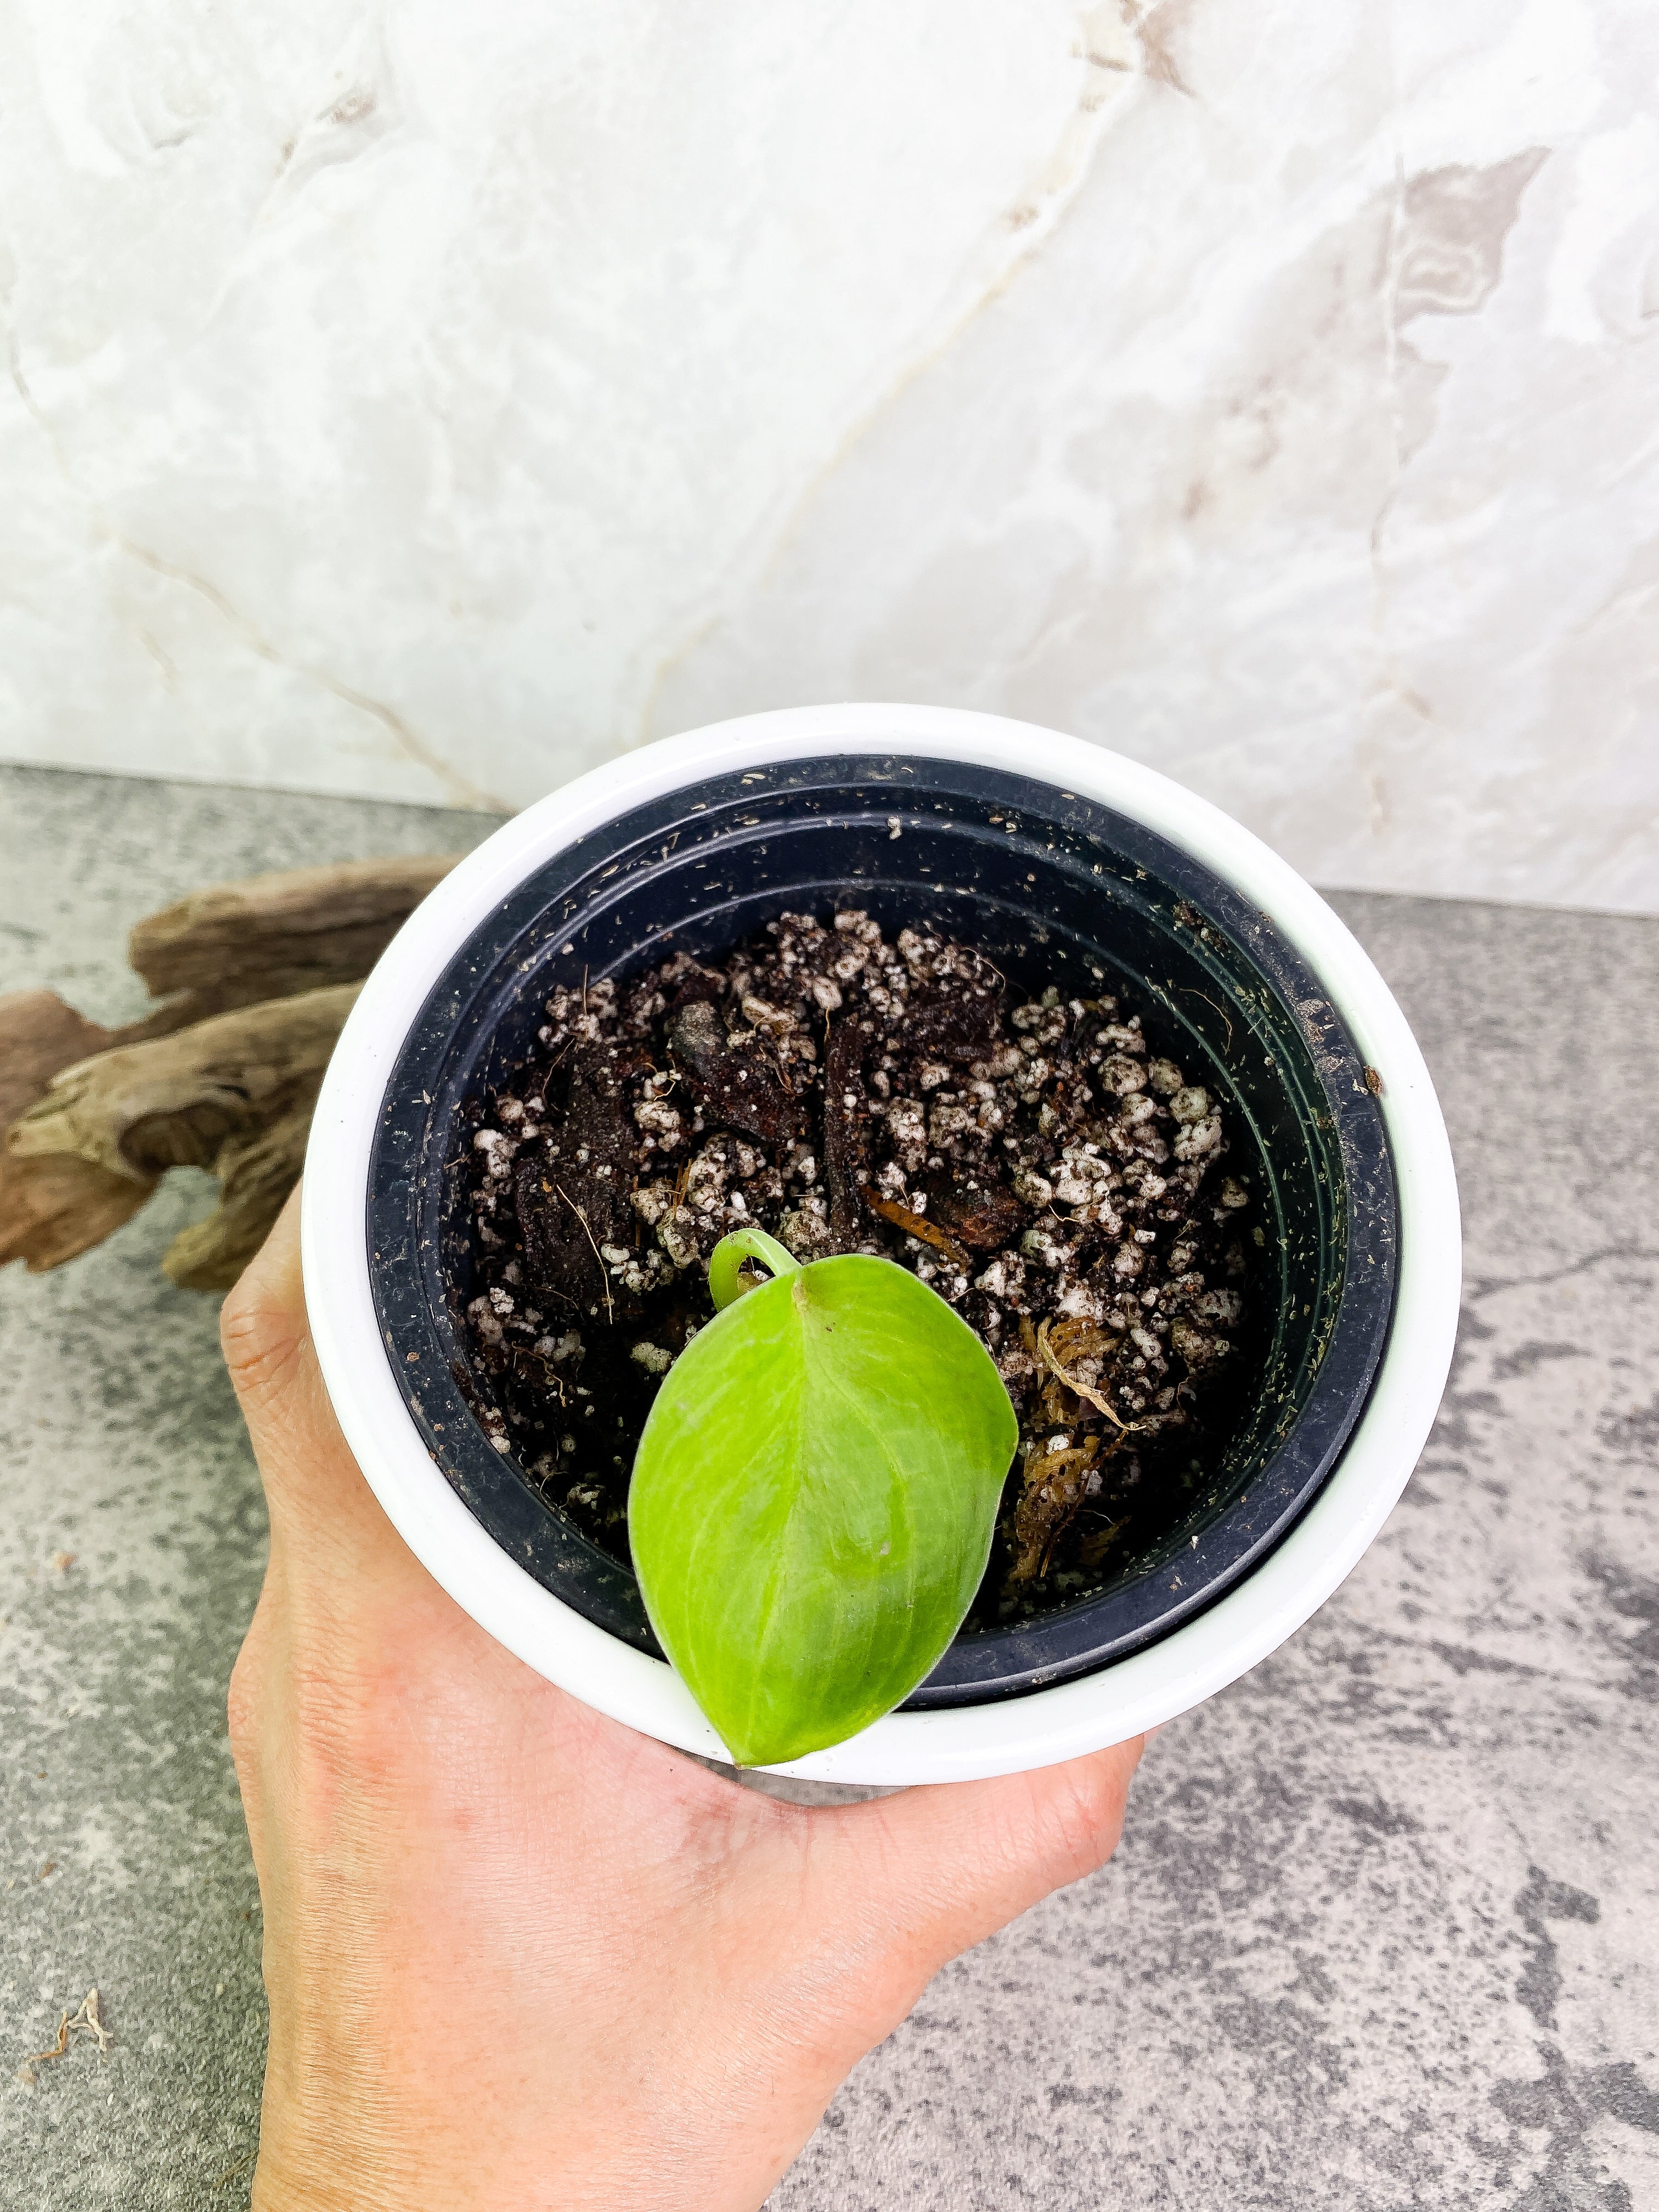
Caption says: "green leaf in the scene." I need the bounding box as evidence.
[628,1234,1018,1766]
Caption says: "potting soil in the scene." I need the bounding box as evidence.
[458,911,1254,1623]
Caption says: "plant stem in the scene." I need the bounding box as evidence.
[707,1228,801,1311]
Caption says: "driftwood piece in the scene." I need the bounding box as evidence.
[2,852,462,1286]
[8,984,362,1183]
[0,991,117,1128]
[163,1107,313,1292]
[0,991,146,1272]
[0,1154,157,1273]
[123,854,458,1037]
[5,985,362,1285]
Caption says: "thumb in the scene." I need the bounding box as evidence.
[819,1735,1147,1984]
[220,1181,411,1575]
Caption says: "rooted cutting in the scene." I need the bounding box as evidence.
[459,910,1255,1620]
[629,1228,1017,1765]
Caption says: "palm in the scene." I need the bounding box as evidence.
[226,1193,1143,2212]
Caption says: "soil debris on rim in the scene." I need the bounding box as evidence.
[455,909,1256,1622]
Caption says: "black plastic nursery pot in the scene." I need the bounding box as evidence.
[366,752,1397,1708]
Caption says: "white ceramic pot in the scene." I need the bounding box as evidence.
[303,704,1460,1785]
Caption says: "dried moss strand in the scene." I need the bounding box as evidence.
[1035,1317,1136,1430]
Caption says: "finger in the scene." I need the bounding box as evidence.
[819,1735,1147,1980]
[219,1181,309,1414]
[220,1182,409,1571]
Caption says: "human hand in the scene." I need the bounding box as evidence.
[223,1189,1146,2211]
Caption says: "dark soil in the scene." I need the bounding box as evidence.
[456,910,1256,1624]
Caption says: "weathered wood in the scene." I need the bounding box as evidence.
[164,1107,313,1293]
[0,990,116,1129]
[7,983,362,1184]
[0,990,142,1271]
[2,852,463,1285]
[125,854,459,1035]
[0,1153,156,1273]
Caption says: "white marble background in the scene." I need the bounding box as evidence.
[2,1,1655,910]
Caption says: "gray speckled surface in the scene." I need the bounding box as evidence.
[2,768,1656,2210]
[0,769,503,2207]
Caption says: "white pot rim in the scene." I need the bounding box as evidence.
[303,704,1460,1785]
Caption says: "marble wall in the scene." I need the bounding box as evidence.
[2,1,1655,911]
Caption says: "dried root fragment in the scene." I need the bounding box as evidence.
[924,1169,1024,1252]
[1008,1433,1113,1585]
[865,1192,969,1268]
[1036,1316,1136,1430]
[554,1181,616,1326]
[19,1987,112,2086]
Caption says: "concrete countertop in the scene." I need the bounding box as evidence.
[1,764,1655,2209]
